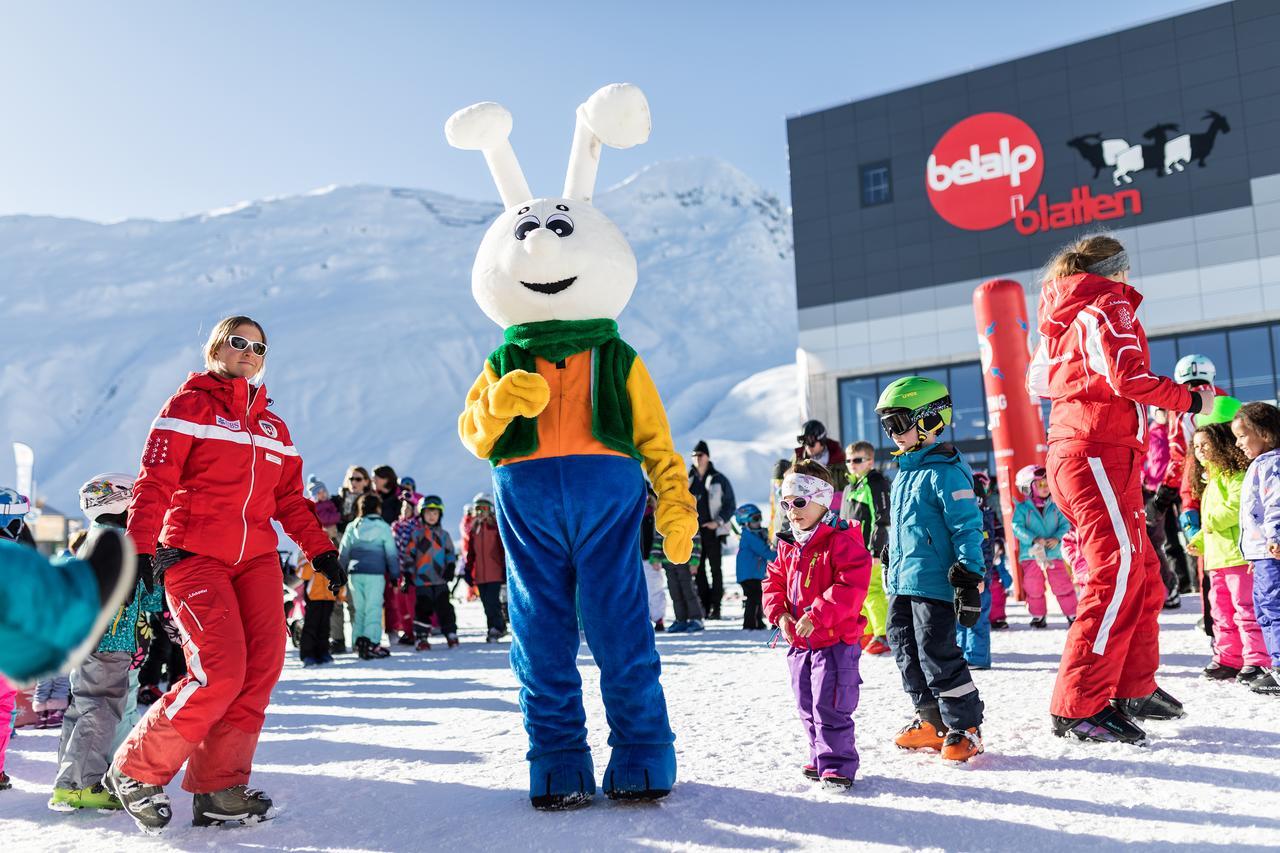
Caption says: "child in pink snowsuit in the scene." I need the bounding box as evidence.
[1012,465,1079,628]
[0,675,17,789]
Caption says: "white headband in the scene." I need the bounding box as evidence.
[781,473,835,509]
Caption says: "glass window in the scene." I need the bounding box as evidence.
[1147,337,1177,381]
[1176,331,1228,390]
[948,363,987,442]
[1227,325,1274,403]
[837,377,880,448]
[860,161,892,207]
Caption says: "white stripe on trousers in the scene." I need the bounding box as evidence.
[164,602,209,720]
[1086,456,1133,656]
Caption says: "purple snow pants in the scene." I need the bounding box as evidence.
[1252,558,1280,668]
[787,641,861,778]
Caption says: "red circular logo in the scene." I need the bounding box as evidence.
[926,112,1044,231]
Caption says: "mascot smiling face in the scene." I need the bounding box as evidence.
[470,197,637,326]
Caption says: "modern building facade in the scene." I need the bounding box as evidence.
[787,0,1280,469]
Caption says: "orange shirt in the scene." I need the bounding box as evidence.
[500,350,629,466]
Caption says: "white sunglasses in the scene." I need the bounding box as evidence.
[227,335,268,357]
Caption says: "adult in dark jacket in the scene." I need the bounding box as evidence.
[688,441,735,619]
[794,420,849,492]
[372,465,402,526]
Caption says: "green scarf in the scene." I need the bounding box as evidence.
[486,319,640,465]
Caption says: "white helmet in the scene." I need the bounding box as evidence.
[1174,354,1216,386]
[1015,464,1047,496]
[472,492,493,507]
[0,487,29,518]
[78,472,135,521]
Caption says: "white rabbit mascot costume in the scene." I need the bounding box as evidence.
[448,84,699,810]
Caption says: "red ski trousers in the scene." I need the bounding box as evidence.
[1047,442,1165,718]
[114,552,285,793]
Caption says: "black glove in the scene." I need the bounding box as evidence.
[136,553,156,594]
[948,561,982,628]
[312,550,347,595]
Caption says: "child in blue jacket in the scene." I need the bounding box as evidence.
[734,504,776,630]
[876,377,987,763]
[955,472,997,669]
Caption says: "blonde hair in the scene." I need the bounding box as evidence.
[1042,233,1126,282]
[204,315,268,373]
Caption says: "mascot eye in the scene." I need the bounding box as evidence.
[546,214,574,238]
[513,214,541,240]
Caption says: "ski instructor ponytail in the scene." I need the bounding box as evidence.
[1042,233,1127,283]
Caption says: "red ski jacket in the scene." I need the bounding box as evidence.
[127,371,333,565]
[762,519,870,649]
[1037,273,1193,451]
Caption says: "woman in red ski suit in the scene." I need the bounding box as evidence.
[1032,236,1214,743]
[110,316,344,832]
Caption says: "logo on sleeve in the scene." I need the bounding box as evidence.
[215,416,242,431]
[258,419,279,439]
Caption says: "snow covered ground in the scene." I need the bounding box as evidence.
[4,592,1278,852]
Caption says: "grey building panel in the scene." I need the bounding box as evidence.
[1178,78,1243,115]
[1188,153,1251,191]
[1070,81,1126,112]
[1196,233,1258,266]
[1176,25,1238,62]
[1249,144,1280,176]
[854,95,891,121]
[1122,42,1180,78]
[824,105,856,128]
[1241,68,1280,102]
[864,271,900,299]
[865,247,898,274]
[1257,227,1280,257]
[1194,207,1257,240]
[1237,43,1280,75]
[1124,19,1176,51]
[855,115,890,142]
[1177,51,1241,88]
[1014,47,1067,79]
[1067,35,1120,67]
[1175,3,1234,36]
[1254,200,1280,232]
[1124,68,1185,101]
[1233,10,1280,49]
[1234,0,1279,22]
[967,63,1016,90]
[832,276,865,303]
[1191,180,1253,214]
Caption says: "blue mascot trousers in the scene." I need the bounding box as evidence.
[493,454,675,762]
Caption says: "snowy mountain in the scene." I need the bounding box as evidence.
[0,157,797,527]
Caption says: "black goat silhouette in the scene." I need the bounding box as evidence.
[1067,134,1105,178]
[1141,123,1180,178]
[1190,110,1230,167]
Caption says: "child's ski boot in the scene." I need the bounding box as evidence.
[0,771,10,791]
[192,785,276,827]
[1203,660,1240,680]
[1029,616,1048,629]
[446,633,459,648]
[1250,668,1280,695]
[801,764,819,781]
[1052,706,1146,745]
[865,636,891,655]
[820,771,853,790]
[105,763,172,835]
[416,638,432,651]
[941,727,983,763]
[48,787,81,812]
[894,706,946,751]
[1237,666,1268,685]
[1111,685,1184,720]
[79,782,123,812]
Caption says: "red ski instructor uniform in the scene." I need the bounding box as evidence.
[1035,273,1196,718]
[118,371,333,793]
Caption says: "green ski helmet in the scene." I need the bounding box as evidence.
[875,376,952,454]
[1194,394,1241,429]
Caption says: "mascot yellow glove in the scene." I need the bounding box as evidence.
[655,499,699,565]
[488,369,550,420]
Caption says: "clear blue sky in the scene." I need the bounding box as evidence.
[1,0,1201,222]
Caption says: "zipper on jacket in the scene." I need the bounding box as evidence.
[237,389,256,564]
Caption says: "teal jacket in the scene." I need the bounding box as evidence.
[1011,497,1070,562]
[886,443,986,603]
[82,522,165,655]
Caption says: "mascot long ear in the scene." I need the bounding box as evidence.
[562,83,651,203]
[445,101,532,209]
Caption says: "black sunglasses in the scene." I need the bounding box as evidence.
[228,335,268,357]
[850,456,867,464]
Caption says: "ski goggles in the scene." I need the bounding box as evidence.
[878,409,918,439]
[228,335,269,357]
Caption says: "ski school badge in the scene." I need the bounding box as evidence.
[258,420,278,438]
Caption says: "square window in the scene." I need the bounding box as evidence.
[860,161,892,207]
